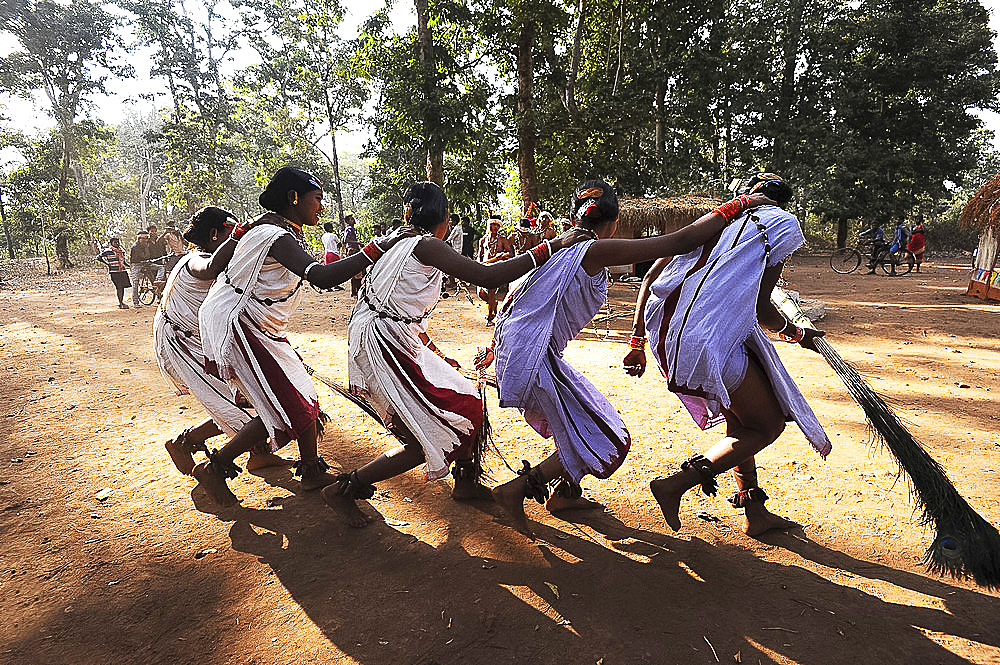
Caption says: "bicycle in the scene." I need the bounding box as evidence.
[829,239,875,274]
[830,241,914,276]
[134,261,159,306]
[135,255,175,305]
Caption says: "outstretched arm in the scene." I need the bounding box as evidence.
[187,239,239,281]
[581,193,776,275]
[414,227,593,289]
[268,233,410,290]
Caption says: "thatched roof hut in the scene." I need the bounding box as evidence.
[615,194,724,238]
[959,173,1000,301]
[960,173,1000,233]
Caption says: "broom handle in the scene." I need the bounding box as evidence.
[769,286,818,331]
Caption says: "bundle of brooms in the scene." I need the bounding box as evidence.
[773,288,1000,588]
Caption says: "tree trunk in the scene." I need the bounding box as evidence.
[516,22,539,213]
[566,0,585,124]
[55,126,74,269]
[330,128,346,224]
[654,77,666,158]
[414,0,444,185]
[771,0,807,171]
[0,190,13,260]
[837,217,848,248]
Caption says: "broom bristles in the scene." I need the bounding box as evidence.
[303,363,385,426]
[814,337,1000,588]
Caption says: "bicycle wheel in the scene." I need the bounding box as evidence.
[879,249,914,276]
[894,249,915,275]
[137,274,156,305]
[830,248,862,274]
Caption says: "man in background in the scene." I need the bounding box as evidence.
[129,231,150,308]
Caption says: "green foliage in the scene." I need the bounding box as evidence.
[2,0,999,261]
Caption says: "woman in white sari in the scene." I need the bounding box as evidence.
[193,167,409,506]
[322,181,590,527]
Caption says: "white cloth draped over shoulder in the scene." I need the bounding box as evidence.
[348,235,483,480]
[199,218,320,450]
[644,205,832,459]
[153,252,253,436]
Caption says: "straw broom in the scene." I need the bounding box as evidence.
[772,287,1000,588]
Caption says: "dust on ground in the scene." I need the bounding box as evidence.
[1,254,998,665]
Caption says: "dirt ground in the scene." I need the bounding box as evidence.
[1,254,998,665]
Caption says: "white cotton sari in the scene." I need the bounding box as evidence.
[199,218,320,450]
[347,236,483,480]
[153,252,253,436]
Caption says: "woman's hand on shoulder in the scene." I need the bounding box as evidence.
[376,225,420,250]
[746,193,779,209]
[552,226,594,252]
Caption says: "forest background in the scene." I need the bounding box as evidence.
[1,0,999,269]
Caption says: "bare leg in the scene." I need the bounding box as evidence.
[295,420,338,490]
[191,417,266,505]
[545,481,603,513]
[492,453,565,539]
[322,441,424,528]
[165,418,221,475]
[650,358,786,532]
[450,423,494,502]
[246,450,291,471]
[732,460,797,537]
[322,416,424,528]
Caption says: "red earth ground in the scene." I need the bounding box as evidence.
[1,254,998,665]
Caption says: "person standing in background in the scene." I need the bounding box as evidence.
[321,222,342,264]
[342,214,363,297]
[460,216,479,258]
[98,237,131,309]
[908,219,926,272]
[129,231,150,308]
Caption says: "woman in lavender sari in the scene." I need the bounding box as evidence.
[625,173,828,537]
[477,180,777,538]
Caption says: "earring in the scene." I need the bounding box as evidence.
[291,192,299,206]
[211,230,218,241]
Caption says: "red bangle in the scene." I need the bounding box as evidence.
[361,242,383,264]
[231,220,250,240]
[629,336,647,350]
[713,195,752,222]
[530,243,550,265]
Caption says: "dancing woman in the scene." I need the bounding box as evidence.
[477,180,775,538]
[322,181,590,527]
[154,207,285,475]
[194,167,410,505]
[624,173,830,536]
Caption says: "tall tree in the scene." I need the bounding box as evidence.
[238,0,368,222]
[0,0,127,267]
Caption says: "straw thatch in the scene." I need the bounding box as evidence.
[960,172,1000,233]
[616,194,724,238]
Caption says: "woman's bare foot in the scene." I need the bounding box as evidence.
[321,485,372,528]
[545,493,603,513]
[492,478,534,539]
[650,475,687,532]
[744,504,799,537]
[192,461,238,506]
[165,435,196,476]
[451,480,495,502]
[246,452,290,472]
